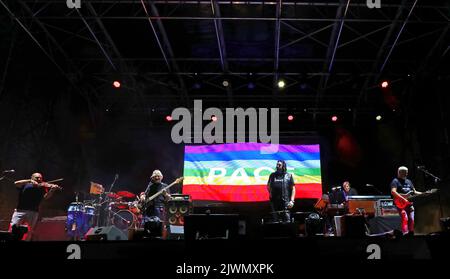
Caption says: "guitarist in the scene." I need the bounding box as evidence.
[139,170,171,223]
[390,166,423,235]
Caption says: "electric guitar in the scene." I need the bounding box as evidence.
[139,177,184,212]
[393,188,438,209]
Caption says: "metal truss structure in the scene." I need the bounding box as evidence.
[0,0,449,122]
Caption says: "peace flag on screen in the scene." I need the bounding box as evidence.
[182,143,322,202]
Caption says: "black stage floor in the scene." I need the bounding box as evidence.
[1,235,448,261]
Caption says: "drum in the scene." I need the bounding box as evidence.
[129,201,141,214]
[111,210,137,231]
[83,206,96,233]
[66,202,85,237]
[111,202,128,210]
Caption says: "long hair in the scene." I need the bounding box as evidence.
[277,160,287,174]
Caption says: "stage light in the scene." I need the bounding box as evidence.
[381,80,389,88]
[165,115,173,122]
[113,81,121,88]
[211,115,218,122]
[287,115,294,121]
[376,115,382,121]
[331,115,338,122]
[277,80,286,89]
[222,80,229,87]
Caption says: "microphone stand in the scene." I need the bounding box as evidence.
[418,167,443,219]
[418,167,441,184]
[105,175,119,227]
[366,185,383,195]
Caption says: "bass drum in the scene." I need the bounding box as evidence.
[111,210,137,231]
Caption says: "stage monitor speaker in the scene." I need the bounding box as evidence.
[184,214,239,241]
[85,226,128,241]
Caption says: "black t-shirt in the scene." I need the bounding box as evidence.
[144,181,169,207]
[16,183,47,212]
[390,178,415,195]
[268,172,295,203]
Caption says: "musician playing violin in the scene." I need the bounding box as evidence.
[390,166,422,236]
[9,172,61,240]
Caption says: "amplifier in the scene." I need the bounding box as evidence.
[170,194,191,201]
[375,199,398,216]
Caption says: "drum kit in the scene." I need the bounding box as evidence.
[66,189,143,240]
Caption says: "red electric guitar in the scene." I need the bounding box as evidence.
[393,188,438,209]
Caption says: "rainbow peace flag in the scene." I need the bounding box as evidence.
[182,143,322,202]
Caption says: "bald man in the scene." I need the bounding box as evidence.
[10,173,60,240]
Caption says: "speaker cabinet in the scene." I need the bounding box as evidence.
[32,217,69,241]
[85,226,128,241]
[165,198,192,239]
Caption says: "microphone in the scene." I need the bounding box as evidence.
[2,170,15,173]
[115,174,119,180]
[417,165,425,170]
[366,184,374,187]
[332,186,342,191]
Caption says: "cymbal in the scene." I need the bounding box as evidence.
[117,191,136,198]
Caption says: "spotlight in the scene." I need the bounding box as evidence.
[287,115,294,121]
[381,80,389,88]
[211,115,218,122]
[113,81,121,88]
[376,115,382,121]
[331,115,338,122]
[165,115,173,122]
[222,80,229,87]
[277,80,286,89]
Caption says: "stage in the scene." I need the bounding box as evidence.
[0,235,448,260]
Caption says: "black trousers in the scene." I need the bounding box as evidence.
[270,200,290,223]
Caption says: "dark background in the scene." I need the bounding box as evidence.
[0,0,449,233]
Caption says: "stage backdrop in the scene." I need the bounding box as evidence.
[182,143,322,202]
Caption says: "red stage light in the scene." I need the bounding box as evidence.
[381,81,389,88]
[113,81,121,88]
[287,115,294,121]
[165,115,173,122]
[331,115,338,122]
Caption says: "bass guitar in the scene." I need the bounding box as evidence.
[139,177,184,212]
[393,188,438,209]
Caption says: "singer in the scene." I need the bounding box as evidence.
[9,172,61,241]
[267,160,296,223]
